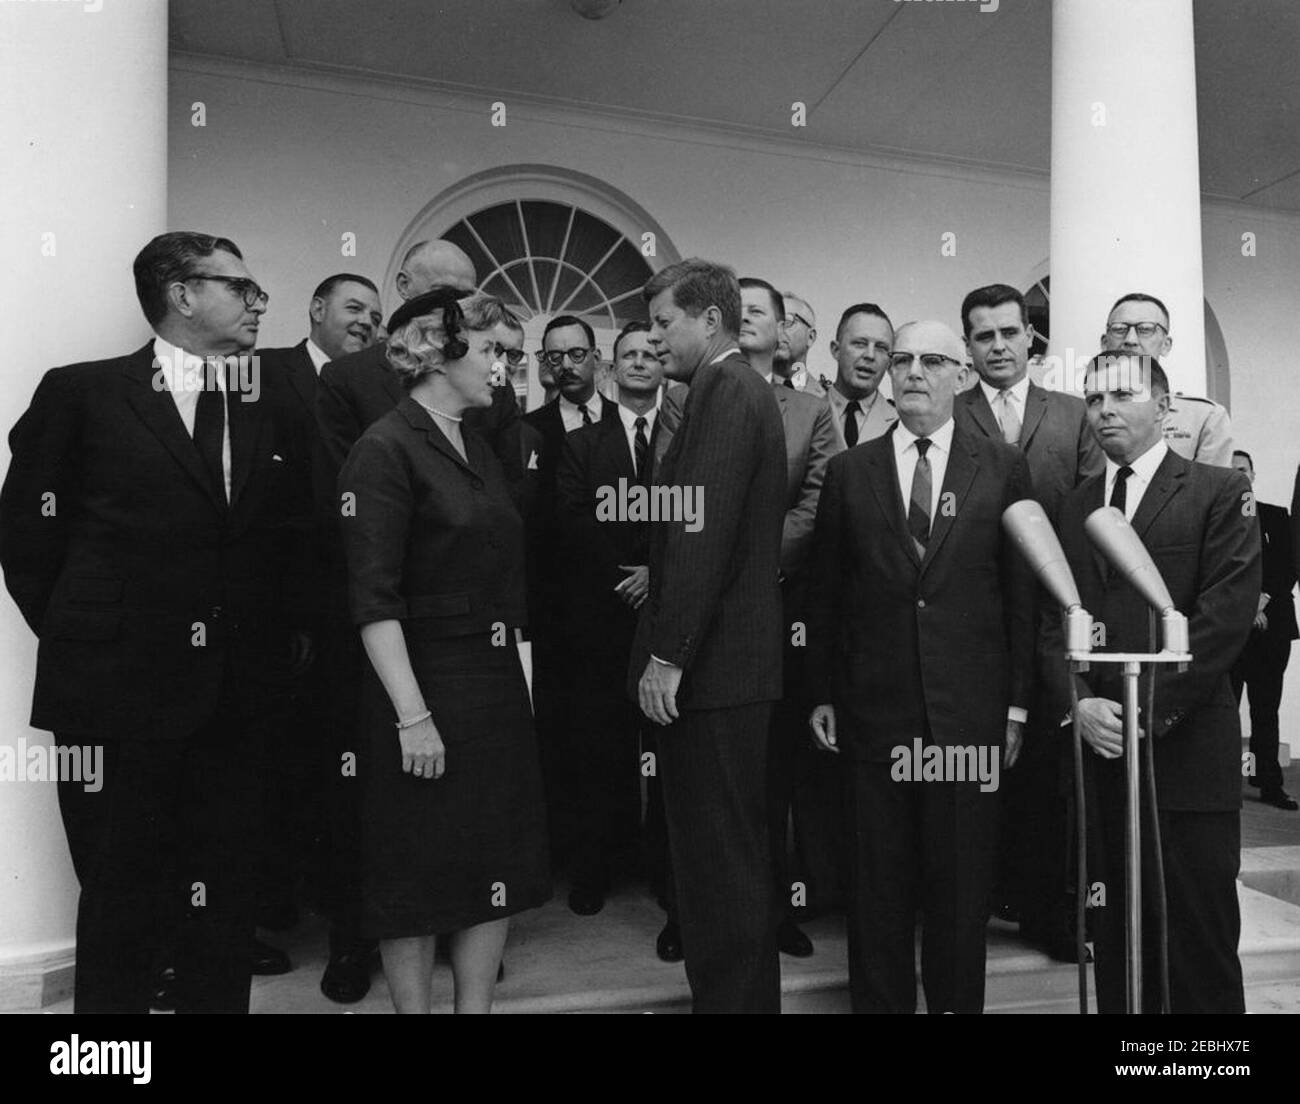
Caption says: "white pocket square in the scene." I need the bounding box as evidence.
[272,454,284,462]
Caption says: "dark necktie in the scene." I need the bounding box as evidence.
[193,362,228,504]
[580,403,593,426]
[1110,464,1133,516]
[907,438,932,555]
[783,377,795,390]
[844,400,861,448]
[634,415,649,482]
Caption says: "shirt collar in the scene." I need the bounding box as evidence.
[152,335,219,390]
[618,397,659,431]
[893,416,955,459]
[304,338,330,373]
[710,346,741,365]
[829,385,878,415]
[980,375,1030,409]
[1105,438,1168,483]
[561,391,602,419]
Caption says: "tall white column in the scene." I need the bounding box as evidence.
[1049,0,1205,395]
[0,0,168,1009]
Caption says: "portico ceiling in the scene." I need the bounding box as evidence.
[169,0,1300,212]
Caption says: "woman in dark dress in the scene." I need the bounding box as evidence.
[338,291,549,1013]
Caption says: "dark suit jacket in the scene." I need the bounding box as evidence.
[955,381,1103,522]
[337,396,527,637]
[1256,501,1298,642]
[627,353,786,710]
[806,423,1036,761]
[1041,450,1261,811]
[554,409,674,665]
[0,343,308,740]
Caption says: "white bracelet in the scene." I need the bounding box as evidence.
[395,709,431,730]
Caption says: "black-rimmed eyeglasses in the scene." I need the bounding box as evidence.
[540,347,593,368]
[183,274,269,309]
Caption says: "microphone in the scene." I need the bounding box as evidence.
[1002,500,1082,611]
[1084,506,1174,613]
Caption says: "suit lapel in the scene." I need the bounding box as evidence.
[866,436,921,570]
[1081,473,1109,582]
[1019,383,1049,449]
[963,387,1001,441]
[285,340,317,420]
[920,431,978,574]
[399,397,479,476]
[228,366,262,510]
[123,344,226,514]
[601,414,637,483]
[1129,450,1187,539]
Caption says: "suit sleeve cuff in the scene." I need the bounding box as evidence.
[1007,707,1028,724]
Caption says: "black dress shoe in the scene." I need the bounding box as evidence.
[568,886,606,916]
[655,922,683,963]
[320,948,377,1004]
[777,919,814,958]
[1261,788,1299,811]
[149,965,178,1011]
[250,937,291,976]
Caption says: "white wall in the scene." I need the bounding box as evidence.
[169,56,1300,753]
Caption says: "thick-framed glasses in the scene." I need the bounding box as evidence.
[889,352,963,373]
[540,347,593,368]
[493,343,527,366]
[783,312,812,331]
[1105,321,1166,340]
[183,274,269,309]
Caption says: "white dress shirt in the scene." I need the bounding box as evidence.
[304,338,330,374]
[892,416,954,525]
[152,335,231,501]
[559,390,605,433]
[980,375,1030,437]
[617,399,660,470]
[1104,439,1168,521]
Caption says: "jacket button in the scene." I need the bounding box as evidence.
[916,598,926,609]
[210,606,223,620]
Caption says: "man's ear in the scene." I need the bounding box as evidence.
[309,296,326,325]
[394,272,410,300]
[703,304,722,338]
[1161,333,1173,357]
[806,327,817,349]
[167,281,195,320]
[828,338,840,361]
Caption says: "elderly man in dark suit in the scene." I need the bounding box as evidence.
[0,231,310,1013]
[807,320,1034,1013]
[955,282,1105,960]
[1229,450,1298,810]
[1042,353,1260,1013]
[632,259,786,1013]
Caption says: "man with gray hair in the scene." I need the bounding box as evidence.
[807,320,1034,1013]
[774,291,827,397]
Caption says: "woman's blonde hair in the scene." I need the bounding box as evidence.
[385,293,514,389]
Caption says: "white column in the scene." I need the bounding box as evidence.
[0,0,168,1009]
[1049,0,1205,395]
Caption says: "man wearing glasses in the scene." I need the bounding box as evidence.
[774,292,827,397]
[1100,292,1233,467]
[521,316,618,907]
[0,231,310,1013]
[806,321,1034,1013]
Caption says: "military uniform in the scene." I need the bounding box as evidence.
[1162,393,1233,466]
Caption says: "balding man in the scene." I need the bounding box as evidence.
[807,321,1034,1013]
[774,291,827,397]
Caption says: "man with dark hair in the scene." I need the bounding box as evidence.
[632,258,786,1012]
[1041,351,1259,1013]
[0,231,309,1013]
[807,320,1034,1013]
[826,303,897,450]
[554,320,674,920]
[955,281,1104,960]
[737,276,839,958]
[1229,450,1298,810]
[1101,292,1233,466]
[775,291,827,397]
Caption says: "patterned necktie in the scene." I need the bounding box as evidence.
[1110,464,1133,516]
[634,415,649,482]
[998,389,1021,446]
[580,403,593,426]
[907,438,932,555]
[193,361,228,504]
[844,400,861,448]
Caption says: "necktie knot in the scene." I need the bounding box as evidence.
[634,415,646,431]
[846,400,861,416]
[580,404,593,425]
[915,437,932,458]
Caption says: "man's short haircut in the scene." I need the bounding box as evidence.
[835,302,893,341]
[782,292,815,326]
[642,259,742,337]
[1109,291,1171,327]
[959,283,1028,338]
[133,231,243,327]
[542,314,596,350]
[312,273,379,302]
[613,320,652,360]
[1232,449,1254,468]
[738,277,786,322]
[1083,352,1171,397]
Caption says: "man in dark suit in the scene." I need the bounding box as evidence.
[522,314,619,899]
[738,277,839,957]
[554,321,672,918]
[807,320,1034,1013]
[632,259,786,1013]
[256,272,383,1001]
[1230,450,1297,810]
[1042,353,1260,1013]
[955,282,1104,960]
[0,231,310,1013]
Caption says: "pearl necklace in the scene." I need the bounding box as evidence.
[413,398,462,423]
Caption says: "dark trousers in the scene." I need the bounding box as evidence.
[1005,724,1076,943]
[1088,759,1244,1014]
[843,757,1000,1013]
[56,702,264,1013]
[1230,632,1290,794]
[657,702,780,1013]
